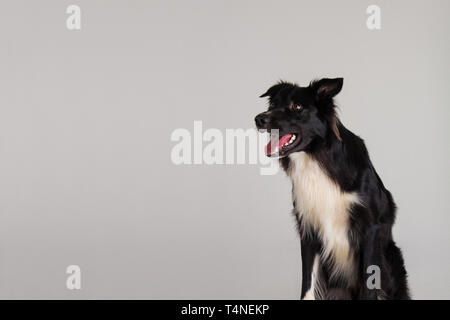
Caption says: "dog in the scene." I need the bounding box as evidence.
[255,78,410,299]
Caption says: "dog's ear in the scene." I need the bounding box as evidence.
[311,78,343,100]
[259,82,290,98]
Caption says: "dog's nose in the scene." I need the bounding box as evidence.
[255,113,270,129]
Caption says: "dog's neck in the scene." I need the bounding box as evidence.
[281,122,366,192]
[280,135,342,183]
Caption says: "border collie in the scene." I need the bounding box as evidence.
[255,78,410,300]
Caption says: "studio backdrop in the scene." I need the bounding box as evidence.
[0,0,449,299]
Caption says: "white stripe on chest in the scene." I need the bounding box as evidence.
[289,152,359,280]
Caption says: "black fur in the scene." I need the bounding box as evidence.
[255,78,410,300]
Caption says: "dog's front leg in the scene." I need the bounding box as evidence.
[300,231,322,300]
[359,224,384,300]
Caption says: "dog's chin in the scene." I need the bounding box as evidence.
[267,146,302,158]
[265,133,302,158]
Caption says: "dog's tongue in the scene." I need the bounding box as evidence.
[265,134,293,156]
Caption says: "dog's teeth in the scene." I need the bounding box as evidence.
[288,135,296,144]
[282,135,297,148]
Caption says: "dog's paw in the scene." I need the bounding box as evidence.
[325,288,352,300]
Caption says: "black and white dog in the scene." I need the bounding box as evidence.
[255,78,410,300]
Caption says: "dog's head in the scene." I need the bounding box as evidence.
[255,78,343,157]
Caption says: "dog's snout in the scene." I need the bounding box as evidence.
[255,113,270,129]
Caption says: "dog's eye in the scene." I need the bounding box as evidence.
[290,104,303,112]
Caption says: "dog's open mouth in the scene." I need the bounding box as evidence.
[265,133,300,157]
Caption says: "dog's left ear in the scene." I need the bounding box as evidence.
[311,78,343,100]
[259,82,287,98]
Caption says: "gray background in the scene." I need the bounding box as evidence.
[0,0,449,299]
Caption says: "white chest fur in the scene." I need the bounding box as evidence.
[288,152,360,280]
